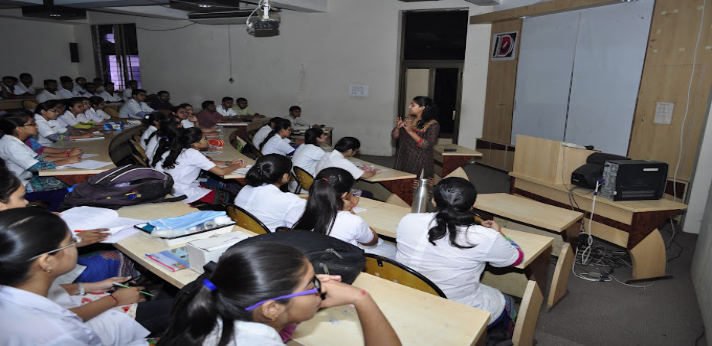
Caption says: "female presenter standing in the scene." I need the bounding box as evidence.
[391,96,440,178]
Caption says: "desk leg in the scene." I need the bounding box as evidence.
[524,246,551,298]
[474,330,487,346]
[629,229,667,280]
[380,179,414,205]
[547,243,574,309]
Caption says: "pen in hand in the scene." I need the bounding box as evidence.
[112,282,155,297]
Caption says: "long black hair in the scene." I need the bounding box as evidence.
[0,208,69,287]
[244,154,292,187]
[150,120,183,168]
[428,177,478,249]
[0,111,32,139]
[304,128,324,145]
[146,115,178,145]
[157,242,308,346]
[412,96,439,129]
[34,100,62,115]
[159,127,204,170]
[259,118,291,150]
[0,160,22,205]
[334,136,360,153]
[293,167,354,235]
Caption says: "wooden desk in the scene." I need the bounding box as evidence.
[347,157,417,205]
[217,118,270,142]
[510,172,686,280]
[354,198,410,239]
[291,273,489,346]
[0,99,24,110]
[434,144,482,177]
[116,201,490,346]
[208,128,255,183]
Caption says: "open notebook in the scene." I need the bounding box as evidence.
[60,206,143,243]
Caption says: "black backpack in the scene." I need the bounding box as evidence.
[173,230,366,312]
[60,165,183,211]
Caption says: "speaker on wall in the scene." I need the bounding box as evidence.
[69,43,79,63]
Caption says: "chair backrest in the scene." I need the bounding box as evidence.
[132,153,148,167]
[293,166,315,192]
[129,138,148,164]
[363,254,446,298]
[227,204,271,235]
[22,100,38,111]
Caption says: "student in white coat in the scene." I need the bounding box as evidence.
[315,136,381,180]
[35,79,62,103]
[396,177,524,333]
[287,105,322,131]
[293,167,397,259]
[234,154,306,232]
[57,76,78,99]
[84,96,112,124]
[289,127,327,192]
[0,208,153,345]
[119,89,154,119]
[259,118,295,156]
[34,100,93,145]
[58,97,91,128]
[252,117,281,148]
[217,97,238,117]
[153,127,245,205]
[139,112,172,150]
[13,73,35,96]
[98,82,123,103]
[123,80,138,102]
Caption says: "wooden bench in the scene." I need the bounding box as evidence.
[433,143,482,177]
[476,193,583,309]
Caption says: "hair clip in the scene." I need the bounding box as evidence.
[203,279,217,291]
[322,178,328,182]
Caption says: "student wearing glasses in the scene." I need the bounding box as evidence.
[158,242,401,346]
[0,111,81,211]
[0,208,166,345]
[152,127,245,205]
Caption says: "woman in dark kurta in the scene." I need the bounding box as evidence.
[391,96,440,178]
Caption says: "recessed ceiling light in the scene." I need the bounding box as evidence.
[199,4,212,8]
[50,13,61,17]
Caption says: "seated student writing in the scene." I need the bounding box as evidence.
[217,97,238,117]
[396,177,523,333]
[150,90,173,112]
[0,111,81,211]
[120,89,155,119]
[234,154,306,232]
[0,208,170,345]
[99,82,123,103]
[232,97,265,119]
[153,127,245,205]
[13,73,36,96]
[158,242,401,346]
[293,167,397,259]
[85,96,112,124]
[259,118,295,156]
[34,100,93,145]
[289,127,327,192]
[36,79,62,103]
[316,136,381,180]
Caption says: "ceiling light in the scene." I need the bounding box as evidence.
[50,13,61,17]
[199,4,212,8]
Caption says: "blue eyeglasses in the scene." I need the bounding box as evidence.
[244,276,322,311]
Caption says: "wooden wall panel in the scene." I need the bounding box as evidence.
[481,19,522,144]
[628,0,712,182]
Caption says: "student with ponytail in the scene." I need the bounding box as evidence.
[234,154,306,232]
[158,242,401,346]
[139,111,172,149]
[293,167,396,259]
[396,177,523,333]
[153,127,245,205]
[259,118,295,156]
[146,116,181,163]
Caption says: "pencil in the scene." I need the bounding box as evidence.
[111,282,155,297]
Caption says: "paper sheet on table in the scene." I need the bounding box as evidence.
[235,165,253,174]
[73,137,105,141]
[352,161,388,173]
[58,160,112,170]
[81,154,98,158]
[352,206,367,213]
[60,206,144,243]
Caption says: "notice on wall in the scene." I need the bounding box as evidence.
[491,31,518,61]
[654,102,674,125]
[348,85,369,97]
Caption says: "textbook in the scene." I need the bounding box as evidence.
[146,247,190,272]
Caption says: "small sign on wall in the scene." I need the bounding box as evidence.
[491,31,518,61]
[348,85,369,97]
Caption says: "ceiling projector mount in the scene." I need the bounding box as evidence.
[246,0,280,33]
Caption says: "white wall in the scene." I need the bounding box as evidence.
[70,1,492,155]
[691,183,712,345]
[0,15,84,84]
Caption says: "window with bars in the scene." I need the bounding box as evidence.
[91,24,141,91]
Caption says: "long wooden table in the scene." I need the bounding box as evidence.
[434,144,483,177]
[217,117,270,142]
[115,201,490,346]
[347,157,417,205]
[208,128,255,183]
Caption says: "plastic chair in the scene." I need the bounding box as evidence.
[227,204,271,235]
[293,166,315,192]
[363,254,446,298]
[22,100,38,110]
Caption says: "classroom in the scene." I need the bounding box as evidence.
[0,0,711,345]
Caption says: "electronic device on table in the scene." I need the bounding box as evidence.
[571,153,630,189]
[600,160,668,201]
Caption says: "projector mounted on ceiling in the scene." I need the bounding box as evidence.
[246,0,280,33]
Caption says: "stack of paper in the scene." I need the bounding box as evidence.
[60,206,143,243]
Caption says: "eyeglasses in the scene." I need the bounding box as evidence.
[244,276,323,311]
[193,138,208,145]
[28,238,80,261]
